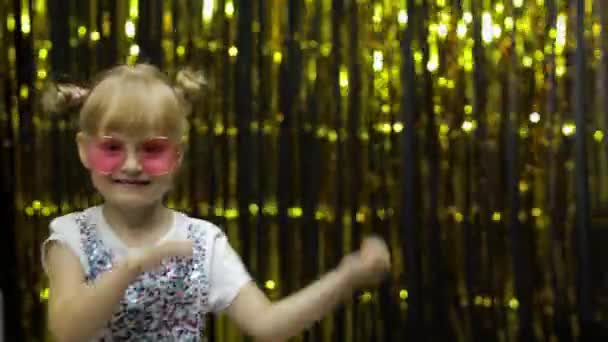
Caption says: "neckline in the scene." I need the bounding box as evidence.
[91,205,180,251]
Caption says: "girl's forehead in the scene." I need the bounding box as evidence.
[95,102,183,139]
[82,74,185,138]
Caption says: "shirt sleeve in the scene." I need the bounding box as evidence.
[41,214,88,275]
[207,231,252,312]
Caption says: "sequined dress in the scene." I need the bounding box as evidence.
[78,211,209,341]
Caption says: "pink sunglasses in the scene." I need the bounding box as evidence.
[85,135,181,176]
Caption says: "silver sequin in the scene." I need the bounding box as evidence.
[77,213,210,341]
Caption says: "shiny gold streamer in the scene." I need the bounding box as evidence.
[2,0,608,341]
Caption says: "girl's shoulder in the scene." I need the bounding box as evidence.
[49,206,99,234]
[50,206,101,229]
[42,207,99,274]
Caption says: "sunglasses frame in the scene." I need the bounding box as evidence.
[84,135,182,176]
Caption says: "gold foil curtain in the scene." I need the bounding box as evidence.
[1,0,608,341]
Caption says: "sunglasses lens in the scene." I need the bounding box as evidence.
[87,138,126,174]
[138,138,178,175]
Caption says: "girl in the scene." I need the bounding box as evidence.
[41,64,391,341]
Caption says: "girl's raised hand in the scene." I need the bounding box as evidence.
[126,240,193,274]
[338,236,391,289]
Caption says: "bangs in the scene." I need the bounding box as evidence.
[80,74,185,138]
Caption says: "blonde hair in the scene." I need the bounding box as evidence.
[41,64,205,139]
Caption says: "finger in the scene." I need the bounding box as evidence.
[362,245,388,264]
[172,241,194,257]
[371,252,390,269]
[381,259,391,273]
[361,236,377,248]
[362,236,388,253]
[158,240,194,259]
[364,235,385,244]
[382,249,391,264]
[375,257,390,272]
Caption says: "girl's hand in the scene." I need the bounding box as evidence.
[125,240,193,274]
[338,236,391,289]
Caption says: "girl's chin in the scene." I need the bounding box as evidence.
[100,190,165,208]
[104,198,162,210]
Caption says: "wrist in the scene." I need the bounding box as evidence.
[334,264,357,296]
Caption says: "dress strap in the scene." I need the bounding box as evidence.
[187,223,211,315]
[75,211,114,281]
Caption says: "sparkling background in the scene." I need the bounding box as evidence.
[1,0,608,341]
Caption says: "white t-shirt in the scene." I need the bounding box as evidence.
[41,205,252,313]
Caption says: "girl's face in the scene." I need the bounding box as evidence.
[77,131,183,209]
[74,66,189,209]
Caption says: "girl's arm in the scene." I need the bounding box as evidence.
[225,237,390,342]
[45,240,192,342]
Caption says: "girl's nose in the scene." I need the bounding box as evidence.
[121,149,142,174]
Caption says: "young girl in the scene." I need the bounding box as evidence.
[41,64,391,341]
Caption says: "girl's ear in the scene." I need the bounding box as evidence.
[76,132,91,169]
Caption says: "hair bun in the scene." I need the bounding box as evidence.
[41,83,89,114]
[174,68,206,103]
